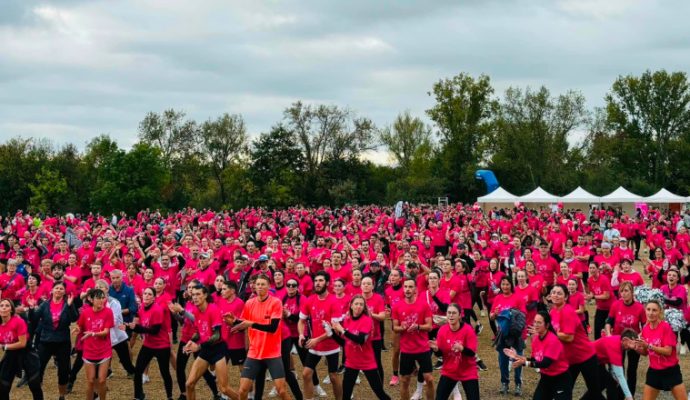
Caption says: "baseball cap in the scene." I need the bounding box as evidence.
[258,254,269,262]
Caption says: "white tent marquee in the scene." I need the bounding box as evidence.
[560,186,600,203]
[477,187,517,204]
[519,187,559,203]
[600,187,642,203]
[644,188,686,203]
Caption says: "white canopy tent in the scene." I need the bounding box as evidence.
[644,188,686,203]
[477,187,518,209]
[559,186,600,211]
[519,187,559,204]
[600,187,643,215]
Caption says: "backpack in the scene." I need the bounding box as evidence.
[494,308,526,348]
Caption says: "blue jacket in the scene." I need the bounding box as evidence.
[109,283,138,323]
[30,300,78,343]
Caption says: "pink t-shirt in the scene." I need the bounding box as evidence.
[49,300,64,329]
[363,293,385,341]
[192,303,222,344]
[550,304,595,365]
[78,306,114,360]
[342,314,377,371]
[531,331,569,376]
[436,323,478,381]
[594,335,623,366]
[0,315,27,345]
[219,296,246,350]
[139,303,169,349]
[392,298,432,354]
[299,294,342,354]
[491,293,526,315]
[641,321,679,370]
[608,300,646,334]
[616,271,644,288]
[587,274,614,310]
[567,292,586,322]
[384,286,404,310]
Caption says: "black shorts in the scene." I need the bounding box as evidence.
[241,357,285,381]
[304,351,340,373]
[646,365,683,391]
[197,342,227,364]
[225,348,247,366]
[399,351,433,376]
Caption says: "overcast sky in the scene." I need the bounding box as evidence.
[1,0,689,163]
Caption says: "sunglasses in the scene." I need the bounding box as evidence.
[286,283,299,288]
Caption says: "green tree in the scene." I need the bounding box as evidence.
[379,111,432,173]
[489,86,588,195]
[249,125,304,207]
[138,109,198,168]
[426,73,497,201]
[605,70,690,188]
[29,166,68,213]
[199,113,249,206]
[0,138,53,213]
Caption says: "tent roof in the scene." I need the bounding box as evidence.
[644,188,686,203]
[477,187,517,203]
[600,186,642,203]
[560,186,600,203]
[519,187,558,203]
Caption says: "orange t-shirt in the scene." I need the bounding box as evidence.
[241,295,283,359]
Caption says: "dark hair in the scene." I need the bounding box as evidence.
[52,281,66,290]
[315,270,331,283]
[143,287,156,297]
[254,273,272,285]
[499,276,514,293]
[447,303,462,315]
[535,310,556,334]
[0,299,16,316]
[551,284,569,300]
[620,328,638,341]
[223,280,238,292]
[28,273,41,286]
[89,288,106,299]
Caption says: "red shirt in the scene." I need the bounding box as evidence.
[436,322,478,381]
[0,315,27,345]
[550,304,595,365]
[587,274,613,310]
[192,303,222,344]
[641,321,679,370]
[78,306,114,360]
[299,294,342,354]
[138,303,169,349]
[362,293,385,340]
[392,297,432,354]
[0,273,25,301]
[384,285,404,310]
[534,255,559,286]
[594,335,623,366]
[341,314,377,371]
[531,331,569,376]
[608,299,646,334]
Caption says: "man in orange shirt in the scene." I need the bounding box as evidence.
[226,274,291,400]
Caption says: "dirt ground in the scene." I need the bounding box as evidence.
[14,262,690,399]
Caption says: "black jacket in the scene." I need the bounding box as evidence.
[30,300,79,343]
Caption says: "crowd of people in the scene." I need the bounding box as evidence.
[0,204,690,400]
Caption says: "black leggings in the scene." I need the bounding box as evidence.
[38,341,71,385]
[569,355,604,400]
[290,337,319,386]
[175,341,218,396]
[435,376,480,400]
[280,339,302,400]
[69,350,83,384]
[343,367,390,400]
[373,339,384,383]
[593,309,609,340]
[112,339,136,375]
[472,285,486,311]
[135,346,173,399]
[462,308,478,324]
[533,372,572,400]
[0,349,43,400]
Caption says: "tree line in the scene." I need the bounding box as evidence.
[3,69,690,214]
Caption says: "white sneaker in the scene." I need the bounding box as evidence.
[268,387,278,397]
[291,345,298,355]
[411,387,424,400]
[248,391,254,400]
[355,375,361,384]
[681,344,688,355]
[142,374,150,384]
[266,372,272,381]
[322,375,331,384]
[316,384,328,398]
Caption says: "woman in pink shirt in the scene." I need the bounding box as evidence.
[429,303,479,400]
[330,295,391,400]
[633,299,687,399]
[504,311,571,400]
[74,288,114,400]
[0,298,43,400]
